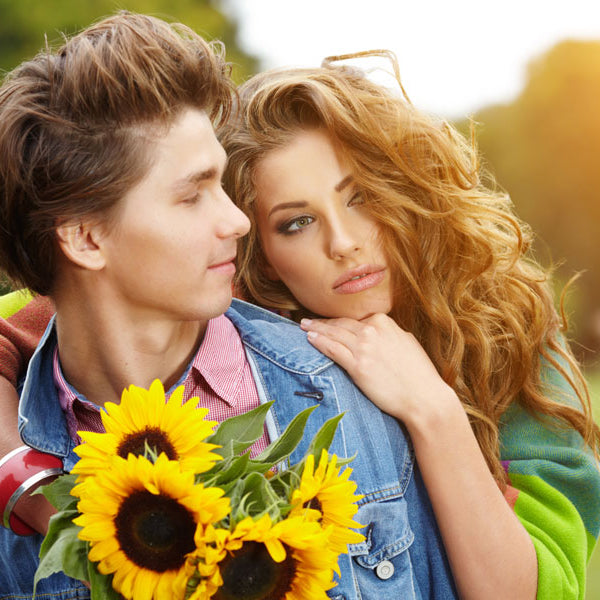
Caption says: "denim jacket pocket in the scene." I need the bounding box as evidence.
[344,496,417,600]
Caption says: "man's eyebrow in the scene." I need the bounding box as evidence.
[335,175,353,193]
[268,201,308,218]
[172,166,222,192]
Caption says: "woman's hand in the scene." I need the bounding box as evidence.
[300,313,457,424]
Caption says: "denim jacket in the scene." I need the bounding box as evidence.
[0,299,457,599]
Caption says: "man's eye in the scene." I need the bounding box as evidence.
[182,192,201,205]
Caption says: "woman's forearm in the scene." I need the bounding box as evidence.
[406,391,537,600]
[0,377,21,457]
[0,377,58,535]
[300,314,539,598]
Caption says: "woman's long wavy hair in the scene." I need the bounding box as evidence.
[221,50,600,484]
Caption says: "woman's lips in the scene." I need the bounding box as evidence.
[333,265,386,295]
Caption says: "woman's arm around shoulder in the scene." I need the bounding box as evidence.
[0,290,57,535]
[0,290,54,385]
[500,352,600,600]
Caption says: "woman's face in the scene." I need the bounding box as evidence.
[253,129,393,319]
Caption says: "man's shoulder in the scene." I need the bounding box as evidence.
[226,299,333,374]
[227,298,295,324]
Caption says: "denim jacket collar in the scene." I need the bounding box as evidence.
[226,298,332,374]
[18,315,75,462]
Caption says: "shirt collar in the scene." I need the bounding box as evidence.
[192,314,246,407]
[43,314,247,411]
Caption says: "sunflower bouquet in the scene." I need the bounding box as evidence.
[34,380,364,600]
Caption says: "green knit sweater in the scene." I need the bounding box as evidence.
[500,354,600,599]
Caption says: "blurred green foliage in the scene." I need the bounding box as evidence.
[0,0,258,83]
[459,40,600,365]
[0,277,12,296]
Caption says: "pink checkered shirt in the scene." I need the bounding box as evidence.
[53,314,270,457]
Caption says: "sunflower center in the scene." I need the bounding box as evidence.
[214,541,296,600]
[304,497,323,513]
[117,427,177,460]
[115,490,196,572]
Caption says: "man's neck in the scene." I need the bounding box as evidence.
[52,292,208,407]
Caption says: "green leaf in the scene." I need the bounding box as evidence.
[88,557,121,600]
[227,479,246,520]
[269,468,302,498]
[207,402,274,458]
[35,510,88,591]
[303,413,345,460]
[207,452,251,487]
[240,472,279,520]
[254,405,317,466]
[36,473,79,512]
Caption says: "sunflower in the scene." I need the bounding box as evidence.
[72,380,221,478]
[185,513,339,600]
[73,453,231,600]
[290,450,365,556]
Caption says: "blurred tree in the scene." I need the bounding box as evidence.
[0,0,258,83]
[0,277,12,296]
[460,40,600,364]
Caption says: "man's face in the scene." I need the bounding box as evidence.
[99,108,250,324]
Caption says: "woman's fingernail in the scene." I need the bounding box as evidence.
[300,318,312,328]
[307,331,317,341]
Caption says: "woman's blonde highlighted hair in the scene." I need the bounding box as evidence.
[221,51,599,483]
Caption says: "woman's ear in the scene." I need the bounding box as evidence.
[55,220,107,271]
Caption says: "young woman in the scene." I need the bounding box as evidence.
[219,52,600,600]
[1,51,599,599]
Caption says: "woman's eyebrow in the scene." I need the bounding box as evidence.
[335,175,353,192]
[268,201,308,218]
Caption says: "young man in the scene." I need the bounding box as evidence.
[0,12,456,599]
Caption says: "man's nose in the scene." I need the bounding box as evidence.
[216,189,251,239]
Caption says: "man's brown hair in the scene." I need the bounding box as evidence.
[0,11,233,295]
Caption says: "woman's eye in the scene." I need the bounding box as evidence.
[348,192,364,207]
[280,215,314,233]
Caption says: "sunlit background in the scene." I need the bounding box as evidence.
[227,0,600,117]
[1,1,600,595]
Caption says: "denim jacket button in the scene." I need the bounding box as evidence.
[375,560,394,580]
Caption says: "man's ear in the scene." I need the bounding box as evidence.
[55,221,107,271]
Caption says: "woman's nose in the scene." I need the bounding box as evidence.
[328,220,361,260]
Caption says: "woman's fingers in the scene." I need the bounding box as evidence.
[300,317,359,349]
[300,315,390,380]
[304,328,355,370]
[301,316,366,335]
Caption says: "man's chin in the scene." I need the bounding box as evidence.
[194,293,233,322]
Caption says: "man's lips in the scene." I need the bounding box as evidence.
[333,265,386,294]
[208,256,236,271]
